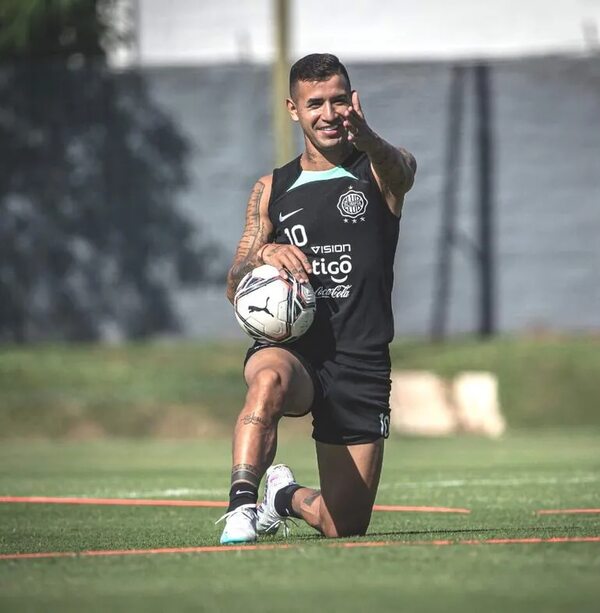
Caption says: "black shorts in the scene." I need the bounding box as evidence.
[244,344,392,446]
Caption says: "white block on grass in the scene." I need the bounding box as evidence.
[451,371,506,437]
[390,371,458,436]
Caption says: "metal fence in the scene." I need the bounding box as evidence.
[1,55,599,341]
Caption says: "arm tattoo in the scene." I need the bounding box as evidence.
[231,463,261,488]
[226,180,271,302]
[367,136,416,205]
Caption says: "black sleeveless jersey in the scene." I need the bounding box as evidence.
[267,149,400,364]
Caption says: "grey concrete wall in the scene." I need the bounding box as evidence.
[145,57,600,339]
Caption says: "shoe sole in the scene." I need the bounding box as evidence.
[220,535,257,545]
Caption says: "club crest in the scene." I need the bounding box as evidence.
[337,188,368,219]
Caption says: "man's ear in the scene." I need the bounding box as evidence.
[286,98,299,122]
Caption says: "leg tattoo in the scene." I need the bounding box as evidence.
[227,463,260,513]
[231,463,260,488]
[240,412,270,427]
[302,490,321,508]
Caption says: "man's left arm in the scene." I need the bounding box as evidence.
[343,91,417,217]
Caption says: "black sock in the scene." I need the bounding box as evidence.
[228,483,258,513]
[274,483,302,519]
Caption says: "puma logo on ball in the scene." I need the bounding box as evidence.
[247,297,274,317]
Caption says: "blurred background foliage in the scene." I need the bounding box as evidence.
[1,336,598,438]
[0,0,113,59]
[0,0,221,343]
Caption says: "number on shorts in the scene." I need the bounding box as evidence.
[379,412,390,438]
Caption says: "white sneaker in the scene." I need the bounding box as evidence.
[216,504,257,545]
[256,464,298,537]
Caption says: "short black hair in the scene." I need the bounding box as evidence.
[289,53,351,98]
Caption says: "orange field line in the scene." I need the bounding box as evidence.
[373,504,470,514]
[1,536,599,561]
[0,496,227,508]
[536,508,600,515]
[0,496,470,514]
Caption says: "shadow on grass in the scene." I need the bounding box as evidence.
[366,524,592,539]
[262,524,591,543]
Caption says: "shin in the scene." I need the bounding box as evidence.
[231,367,287,491]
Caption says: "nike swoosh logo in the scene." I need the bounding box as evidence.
[235,490,254,496]
[279,208,303,222]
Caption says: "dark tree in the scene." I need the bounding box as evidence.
[0,0,218,341]
[0,0,112,60]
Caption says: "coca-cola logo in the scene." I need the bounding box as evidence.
[314,284,352,299]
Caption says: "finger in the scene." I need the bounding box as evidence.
[272,263,288,281]
[262,246,291,279]
[342,121,358,143]
[343,112,364,138]
[343,118,358,134]
[265,245,312,282]
[288,259,310,283]
[344,105,362,122]
[343,115,358,131]
[280,252,310,283]
[352,90,363,117]
[290,246,313,274]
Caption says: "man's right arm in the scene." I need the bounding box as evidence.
[226,177,273,304]
[227,176,313,304]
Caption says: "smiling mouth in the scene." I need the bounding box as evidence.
[318,125,342,134]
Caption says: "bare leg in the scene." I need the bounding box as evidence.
[230,348,314,492]
[289,439,385,537]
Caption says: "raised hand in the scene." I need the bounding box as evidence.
[342,91,376,150]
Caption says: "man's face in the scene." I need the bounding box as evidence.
[287,74,352,151]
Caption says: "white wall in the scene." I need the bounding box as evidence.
[132,0,600,65]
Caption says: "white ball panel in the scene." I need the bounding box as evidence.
[234,264,315,343]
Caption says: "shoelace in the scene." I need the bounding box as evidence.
[260,516,298,538]
[214,503,256,526]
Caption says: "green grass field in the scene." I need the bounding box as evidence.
[1,336,599,438]
[1,431,599,612]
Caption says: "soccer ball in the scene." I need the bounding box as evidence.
[234,264,316,343]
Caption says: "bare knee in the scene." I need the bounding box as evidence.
[320,511,371,538]
[245,367,289,418]
[251,367,288,396]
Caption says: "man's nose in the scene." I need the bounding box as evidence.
[322,101,336,122]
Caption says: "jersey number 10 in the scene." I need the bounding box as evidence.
[284,224,308,247]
